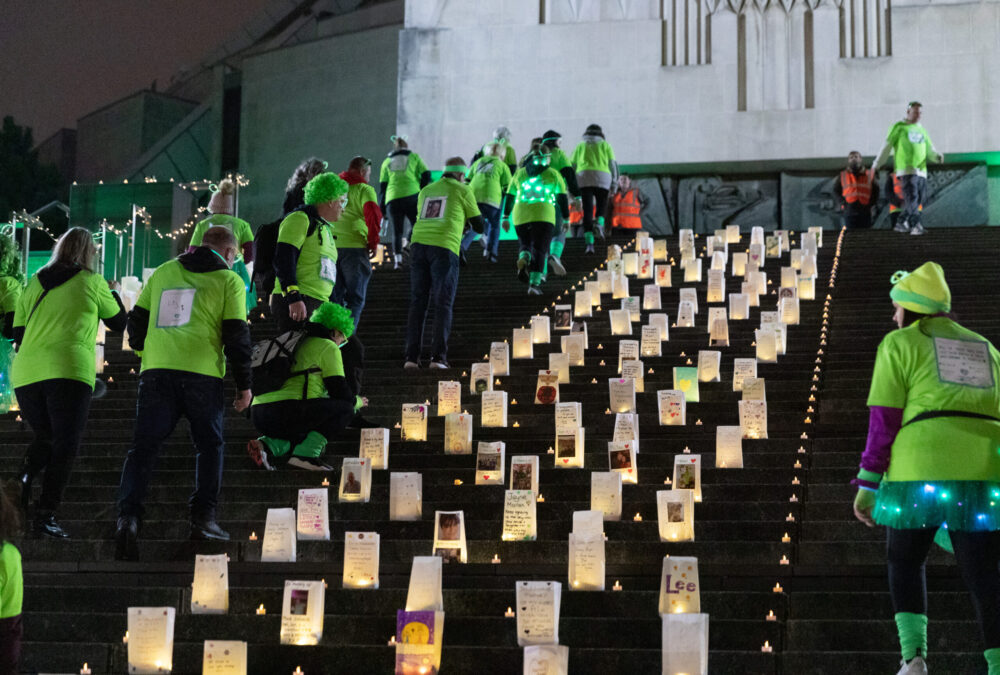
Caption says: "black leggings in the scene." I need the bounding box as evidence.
[515,222,554,274]
[580,187,609,233]
[15,378,93,513]
[387,194,419,252]
[888,526,1000,649]
[251,397,355,446]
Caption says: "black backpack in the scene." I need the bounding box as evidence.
[250,330,320,398]
[253,218,281,291]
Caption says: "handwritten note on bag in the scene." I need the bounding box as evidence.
[191,554,228,614]
[516,581,561,646]
[127,607,176,674]
[502,490,538,541]
[343,532,380,589]
[202,640,246,675]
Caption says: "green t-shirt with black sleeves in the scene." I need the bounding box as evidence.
[272,211,338,302]
[253,336,345,405]
[886,121,935,175]
[332,182,378,249]
[379,151,428,202]
[571,139,616,173]
[0,276,22,316]
[411,177,482,256]
[189,214,254,258]
[0,542,22,619]
[548,147,572,172]
[507,167,567,227]
[136,259,247,379]
[467,156,512,208]
[11,269,120,389]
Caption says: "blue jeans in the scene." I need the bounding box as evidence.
[461,204,501,256]
[899,174,927,228]
[404,243,459,363]
[332,247,373,328]
[117,370,225,520]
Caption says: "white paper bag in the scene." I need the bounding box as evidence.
[339,457,372,503]
[534,370,560,405]
[279,580,325,646]
[568,532,605,591]
[621,359,645,393]
[649,313,669,341]
[656,489,695,542]
[715,426,744,468]
[513,328,534,359]
[401,403,429,441]
[437,380,461,416]
[516,581,561,646]
[608,378,637,413]
[608,440,638,484]
[432,510,467,564]
[673,454,702,501]
[731,252,747,277]
[548,352,570,384]
[697,350,721,383]
[729,293,749,320]
[554,427,585,469]
[755,328,777,363]
[706,269,725,303]
[659,556,701,615]
[643,284,662,310]
[641,325,663,357]
[360,428,389,469]
[662,613,709,675]
[444,413,473,455]
[739,399,768,439]
[405,556,443,611]
[623,251,639,276]
[191,554,228,614]
[531,315,551,344]
[475,441,505,485]
[613,412,640,445]
[343,531,380,589]
[679,287,698,315]
[470,362,493,394]
[655,264,672,287]
[574,289,593,318]
[502,489,537,541]
[481,390,508,427]
[590,472,623,521]
[509,455,540,496]
[617,340,639,374]
[202,640,246,675]
[390,472,422,521]
[742,377,766,401]
[609,309,632,336]
[127,607,176,674]
[261,508,296,563]
[297,488,331,539]
[561,333,585,367]
[658,390,686,426]
[524,645,570,675]
[490,340,510,375]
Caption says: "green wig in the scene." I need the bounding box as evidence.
[310,301,355,339]
[303,172,349,206]
[0,234,23,282]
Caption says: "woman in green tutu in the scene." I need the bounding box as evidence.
[0,232,23,413]
[852,262,1000,675]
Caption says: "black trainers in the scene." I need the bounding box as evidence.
[516,256,529,283]
[246,439,275,471]
[34,513,69,539]
[115,515,139,561]
[190,519,230,541]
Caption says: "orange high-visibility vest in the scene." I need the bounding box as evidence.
[569,199,592,225]
[611,189,642,229]
[840,169,874,206]
[889,174,922,213]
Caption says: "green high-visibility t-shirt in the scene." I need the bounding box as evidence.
[332,182,377,249]
[411,178,482,256]
[503,144,517,167]
[0,542,22,619]
[0,276,22,315]
[379,151,428,202]
[272,211,338,302]
[11,269,120,389]
[467,156,512,208]
[549,147,572,172]
[867,318,1000,482]
[189,214,254,259]
[253,335,345,405]
[886,121,935,174]
[571,139,616,173]
[136,258,246,379]
[507,167,567,227]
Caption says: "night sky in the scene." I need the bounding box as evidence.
[1,0,272,145]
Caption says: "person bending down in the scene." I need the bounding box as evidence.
[249,302,362,471]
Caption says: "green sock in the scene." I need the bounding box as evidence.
[585,232,595,245]
[550,240,564,258]
[529,271,542,286]
[260,436,291,458]
[292,431,328,459]
[986,648,1000,675]
[895,612,928,661]
[519,250,531,263]
[597,216,605,227]
[542,255,548,276]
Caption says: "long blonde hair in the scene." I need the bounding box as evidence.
[44,227,97,273]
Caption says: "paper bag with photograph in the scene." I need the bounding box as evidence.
[590,472,623,521]
[658,390,686,426]
[339,458,371,503]
[390,472,422,521]
[360,427,389,469]
[715,426,744,468]
[662,613,709,675]
[470,362,493,395]
[608,378,637,414]
[553,305,573,331]
[343,531,379,589]
[656,489,695,542]
[531,315,551,344]
[279,580,325,646]
[554,427,585,469]
[444,413,473,455]
[405,556,442,611]
[475,441,505,485]
[672,367,700,403]
[502,489,537,541]
[535,370,560,405]
[516,581,562,646]
[127,607,176,674]
[659,556,701,615]
[261,508,296,563]
[437,380,461,416]
[432,510,467,563]
[202,640,246,675]
[608,441,638,485]
[509,455,539,496]
[297,488,331,539]
[490,340,510,375]
[673,454,702,501]
[191,554,228,615]
[568,532,605,591]
[401,403,428,442]
[481,390,508,428]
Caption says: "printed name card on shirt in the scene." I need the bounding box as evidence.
[613,412,640,445]
[475,441,505,485]
[654,264,672,287]
[444,413,473,455]
[697,350,721,383]
[934,337,993,387]
[673,454,703,501]
[641,325,663,357]
[513,328,534,359]
[531,315,551,344]
[202,640,246,675]
[649,313,670,341]
[574,289,593,318]
[623,251,639,276]
[608,441,638,485]
[612,271,630,299]
[191,554,228,614]
[389,472,422,521]
[729,293,750,320]
[127,607,176,674]
[560,333,585,367]
[535,370,560,404]
[683,257,702,282]
[401,403,428,441]
[343,531,380,589]
[405,556,443,611]
[470,362,493,394]
[658,390,686,426]
[732,252,748,277]
[755,328,777,363]
[659,556,701,615]
[621,359,645,393]
[590,472,623,521]
[732,358,757,392]
[739,400,768,439]
[502,489,537,541]
[657,489,695,542]
[339,458,372,503]
[643,283,662,310]
[608,377,637,414]
[261,508,296,563]
[395,610,444,675]
[279,580,325,646]
[437,381,461,416]
[622,296,641,322]
[553,304,573,331]
[548,352,570,384]
[297,488,331,539]
[432,510,467,564]
[654,238,669,260]
[609,309,632,336]
[516,581,562,646]
[706,270,725,303]
[662,613,710,675]
[597,271,613,293]
[568,532,605,591]
[490,340,510,376]
[481,390,508,427]
[742,377,766,402]
[673,367,700,403]
[360,428,389,470]
[716,426,744,468]
[510,455,540,496]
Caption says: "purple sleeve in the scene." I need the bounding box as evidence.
[852,405,903,488]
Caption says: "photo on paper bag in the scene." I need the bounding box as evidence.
[609,449,632,471]
[676,465,696,491]
[556,435,577,459]
[342,471,362,495]
[437,513,461,541]
[289,589,309,616]
[477,453,500,472]
[668,502,685,523]
[555,307,572,329]
[511,463,533,491]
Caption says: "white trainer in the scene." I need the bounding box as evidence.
[896,657,928,675]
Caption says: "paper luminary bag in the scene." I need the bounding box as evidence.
[709,314,729,347]
[697,350,721,383]
[585,280,602,305]
[731,252,748,277]
[639,251,654,280]
[807,225,823,247]
[673,454,703,501]
[608,378,637,414]
[672,367,700,403]
[790,248,802,270]
[395,610,444,675]
[780,266,797,289]
[389,472,422,521]
[339,458,372,503]
[706,270,725,303]
[359,428,389,469]
[202,640,247,675]
[574,289,593,318]
[444,413,473,454]
[677,302,695,328]
[747,269,767,296]
[502,489,537,541]
[798,275,816,301]
[614,412,640,445]
[776,229,791,252]
[726,224,741,243]
[608,441,638,484]
[535,370,560,404]
[609,309,632,336]
[437,380,461,416]
[401,403,428,442]
[760,310,779,327]
[481,390,508,427]
[490,340,510,376]
[611,271,630,299]
[297,488,331,539]
[739,399,768,439]
[343,531,380,589]
[531,315,551,344]
[658,390,686,426]
[732,358,757,392]
[755,328,777,363]
[662,613,709,675]
[470,362,493,394]
[513,328,534,359]
[509,455,540,496]
[748,243,764,270]
[649,313,670,340]
[617,339,640,371]
[621,359,645,393]
[607,244,623,261]
[261,508,296,563]
[279,580,325,646]
[642,325,663,357]
[516,581,562,646]
[568,532,605,590]
[623,251,639,276]
[561,333,586,367]
[715,426,744,468]
[591,471,623,521]
[191,554,229,614]
[705,307,726,334]
[653,238,668,260]
[554,427,585,469]
[801,230,819,254]
[597,271,613,294]
[779,295,800,325]
[765,235,781,258]
[475,441,505,485]
[659,556,701,615]
[679,286,698,313]
[683,258,702,282]
[729,293,750,320]
[553,305,573,331]
[742,281,760,307]
[622,296,641,322]
[571,319,589,349]
[657,489,695,542]
[405,556,443,611]
[742,377,766,402]
[773,324,787,355]
[548,352,570,384]
[679,228,695,250]
[555,402,582,436]
[643,283,662,310]
[524,645,570,675]
[432,510,468,564]
[127,607,176,674]
[708,231,726,255]
[572,510,605,538]
[710,251,727,272]
[654,264,672,287]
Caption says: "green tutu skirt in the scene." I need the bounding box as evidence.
[0,337,14,414]
[874,480,1000,531]
[233,259,257,314]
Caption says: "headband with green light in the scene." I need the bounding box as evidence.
[443,165,466,173]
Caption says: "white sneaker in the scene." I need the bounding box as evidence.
[404,360,420,370]
[528,285,543,296]
[894,220,911,233]
[429,360,450,369]
[287,456,333,471]
[896,657,928,675]
[548,255,566,276]
[909,223,925,236]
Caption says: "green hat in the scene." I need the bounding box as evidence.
[309,302,355,338]
[303,172,349,206]
[890,262,951,315]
